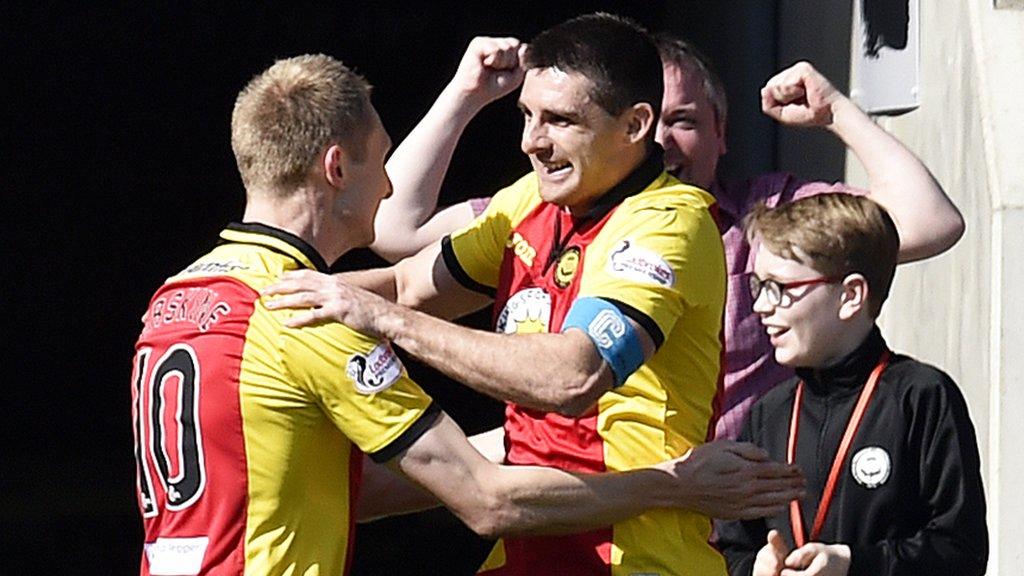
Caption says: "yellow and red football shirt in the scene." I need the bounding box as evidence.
[131,223,437,576]
[444,156,728,576]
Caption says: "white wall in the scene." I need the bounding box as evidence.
[847,1,1024,573]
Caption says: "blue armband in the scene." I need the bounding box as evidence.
[561,297,644,387]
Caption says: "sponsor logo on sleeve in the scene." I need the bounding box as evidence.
[347,342,403,394]
[851,446,891,489]
[607,240,675,287]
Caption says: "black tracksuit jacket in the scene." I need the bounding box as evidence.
[716,327,988,576]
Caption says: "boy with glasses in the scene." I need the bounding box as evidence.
[715,193,987,576]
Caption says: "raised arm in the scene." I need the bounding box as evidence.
[761,61,965,262]
[384,411,804,537]
[370,37,524,262]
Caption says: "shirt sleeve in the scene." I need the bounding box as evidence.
[443,173,540,295]
[279,322,438,463]
[579,196,725,347]
[846,368,988,576]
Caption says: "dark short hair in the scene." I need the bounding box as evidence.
[525,13,663,119]
[653,33,728,126]
[746,194,901,317]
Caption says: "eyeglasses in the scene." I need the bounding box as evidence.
[748,273,840,307]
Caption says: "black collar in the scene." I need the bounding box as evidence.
[795,326,889,396]
[580,147,665,221]
[219,222,330,272]
[543,148,664,274]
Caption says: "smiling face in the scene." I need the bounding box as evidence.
[655,61,726,190]
[518,67,642,213]
[752,242,848,368]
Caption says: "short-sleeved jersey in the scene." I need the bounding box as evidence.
[130,223,437,576]
[443,155,728,576]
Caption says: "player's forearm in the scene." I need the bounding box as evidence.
[357,426,506,522]
[356,459,440,522]
[336,267,398,302]
[828,97,964,262]
[398,414,674,538]
[384,83,482,202]
[472,465,676,537]
[372,86,484,262]
[392,244,492,320]
[377,305,609,415]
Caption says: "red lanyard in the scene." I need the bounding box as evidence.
[787,350,890,548]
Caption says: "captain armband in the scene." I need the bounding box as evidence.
[561,297,644,388]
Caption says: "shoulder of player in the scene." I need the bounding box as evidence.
[607,183,720,239]
[486,172,544,220]
[619,176,717,217]
[261,307,379,353]
[169,241,315,288]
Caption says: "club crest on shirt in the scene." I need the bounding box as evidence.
[347,342,403,394]
[496,287,551,335]
[851,446,891,489]
[554,247,581,288]
[607,240,675,287]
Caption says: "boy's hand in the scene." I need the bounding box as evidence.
[753,529,790,576]
[780,542,851,576]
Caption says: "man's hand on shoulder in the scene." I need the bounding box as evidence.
[760,61,844,128]
[657,440,805,520]
[262,270,390,337]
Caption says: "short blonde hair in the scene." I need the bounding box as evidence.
[746,193,900,317]
[231,54,372,191]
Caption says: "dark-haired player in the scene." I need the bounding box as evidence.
[132,51,802,576]
[265,14,800,575]
[369,32,966,446]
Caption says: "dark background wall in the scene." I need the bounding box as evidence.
[2,3,846,574]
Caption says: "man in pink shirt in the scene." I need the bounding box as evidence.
[654,36,962,439]
[370,32,964,441]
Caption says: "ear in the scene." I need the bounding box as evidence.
[323,144,346,188]
[624,102,656,145]
[838,273,869,321]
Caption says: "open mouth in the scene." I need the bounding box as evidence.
[764,325,788,342]
[665,163,688,180]
[542,161,572,177]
